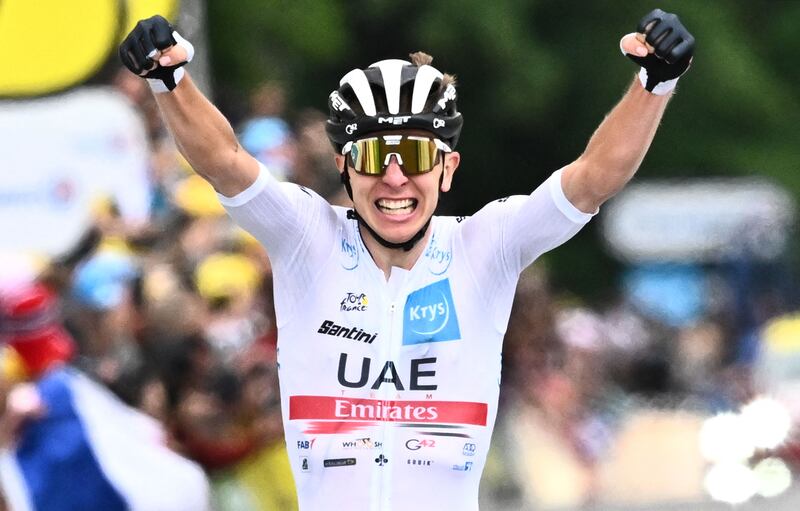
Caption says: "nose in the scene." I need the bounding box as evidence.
[381,155,408,187]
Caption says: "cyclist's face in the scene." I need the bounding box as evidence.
[335,132,460,246]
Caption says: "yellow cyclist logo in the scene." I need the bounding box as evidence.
[0,0,178,98]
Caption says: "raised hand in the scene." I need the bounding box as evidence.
[621,9,695,94]
[118,15,195,93]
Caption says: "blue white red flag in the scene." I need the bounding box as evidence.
[0,367,210,511]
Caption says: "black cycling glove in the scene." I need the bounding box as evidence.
[625,9,695,95]
[119,15,194,93]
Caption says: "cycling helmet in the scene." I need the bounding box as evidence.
[326,57,463,152]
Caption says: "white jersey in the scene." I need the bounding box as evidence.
[220,164,592,510]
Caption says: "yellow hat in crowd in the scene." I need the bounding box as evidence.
[173,174,226,218]
[195,253,261,302]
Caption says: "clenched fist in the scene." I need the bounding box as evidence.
[620,9,695,95]
[119,15,195,93]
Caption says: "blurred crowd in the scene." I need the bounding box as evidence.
[1,68,797,511]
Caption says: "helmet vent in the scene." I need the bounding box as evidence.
[369,59,408,115]
[339,68,376,116]
[411,65,443,114]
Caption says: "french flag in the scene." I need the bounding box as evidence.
[0,367,210,511]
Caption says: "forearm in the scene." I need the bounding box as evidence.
[562,77,670,212]
[583,77,669,191]
[154,73,258,196]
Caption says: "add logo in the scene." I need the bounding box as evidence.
[339,233,359,270]
[340,292,368,312]
[424,231,452,275]
[405,439,436,451]
[297,439,315,449]
[403,279,460,345]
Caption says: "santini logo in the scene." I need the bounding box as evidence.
[318,320,377,344]
[403,279,461,345]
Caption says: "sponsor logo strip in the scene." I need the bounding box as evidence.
[289,396,487,426]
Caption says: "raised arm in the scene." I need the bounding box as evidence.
[119,16,259,197]
[561,9,694,213]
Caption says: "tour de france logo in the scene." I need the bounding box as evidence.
[340,292,368,312]
[402,279,461,345]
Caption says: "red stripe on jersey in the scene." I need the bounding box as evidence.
[289,396,487,426]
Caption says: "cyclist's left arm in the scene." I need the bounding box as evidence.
[561,11,694,213]
[560,74,669,214]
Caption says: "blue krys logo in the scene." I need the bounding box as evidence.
[403,279,461,345]
[424,231,452,275]
[340,233,359,270]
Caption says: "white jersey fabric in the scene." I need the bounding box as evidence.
[219,164,593,511]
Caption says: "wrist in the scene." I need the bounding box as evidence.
[147,67,186,94]
[637,67,678,96]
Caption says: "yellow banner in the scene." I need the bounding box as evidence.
[0,0,178,98]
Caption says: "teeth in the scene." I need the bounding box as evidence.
[377,199,414,209]
[376,199,416,215]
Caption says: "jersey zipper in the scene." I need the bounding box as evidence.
[371,297,396,511]
[379,301,398,511]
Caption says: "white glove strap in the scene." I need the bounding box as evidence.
[620,35,679,96]
[638,68,678,96]
[147,31,195,94]
[147,68,184,93]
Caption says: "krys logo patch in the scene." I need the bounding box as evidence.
[403,279,461,345]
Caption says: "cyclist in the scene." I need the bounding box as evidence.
[120,9,693,510]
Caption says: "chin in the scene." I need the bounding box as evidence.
[371,216,427,243]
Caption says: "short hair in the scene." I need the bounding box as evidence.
[409,51,457,94]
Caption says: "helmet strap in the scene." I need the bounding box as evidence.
[340,161,434,252]
[346,209,431,252]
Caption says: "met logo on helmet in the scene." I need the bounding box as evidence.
[329,91,350,112]
[403,279,461,345]
[378,116,411,125]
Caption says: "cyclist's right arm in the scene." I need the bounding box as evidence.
[119,16,258,197]
[155,73,260,197]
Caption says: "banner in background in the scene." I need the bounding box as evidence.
[603,180,795,263]
[0,88,151,257]
[0,0,179,98]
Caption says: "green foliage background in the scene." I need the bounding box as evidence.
[206,0,800,301]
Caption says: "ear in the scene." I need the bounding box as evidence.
[440,151,460,192]
[334,154,346,175]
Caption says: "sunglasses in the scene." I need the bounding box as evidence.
[342,135,452,175]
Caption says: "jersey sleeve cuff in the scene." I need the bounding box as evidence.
[216,163,272,208]
[548,168,596,224]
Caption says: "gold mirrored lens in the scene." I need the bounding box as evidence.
[349,137,439,175]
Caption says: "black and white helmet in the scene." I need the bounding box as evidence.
[325,58,464,152]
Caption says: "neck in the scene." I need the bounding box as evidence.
[359,223,432,279]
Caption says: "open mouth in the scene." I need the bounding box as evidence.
[376,198,417,216]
